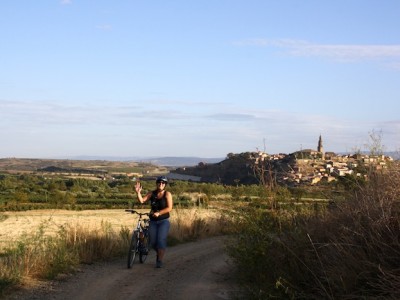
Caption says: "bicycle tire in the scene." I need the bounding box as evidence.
[127,232,139,268]
[139,230,150,263]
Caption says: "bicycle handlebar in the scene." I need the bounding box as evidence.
[125,209,150,217]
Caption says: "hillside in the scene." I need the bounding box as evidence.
[171,151,397,186]
[172,152,293,185]
[0,158,166,175]
[137,156,223,167]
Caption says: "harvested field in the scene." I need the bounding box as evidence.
[0,209,138,248]
[0,208,221,249]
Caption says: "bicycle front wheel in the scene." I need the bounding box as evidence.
[139,230,150,263]
[127,232,139,268]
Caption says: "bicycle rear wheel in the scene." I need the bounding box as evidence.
[139,230,150,263]
[127,232,139,268]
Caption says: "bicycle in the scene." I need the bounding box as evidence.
[125,209,151,268]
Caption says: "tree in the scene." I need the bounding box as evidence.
[365,129,385,156]
[251,152,277,191]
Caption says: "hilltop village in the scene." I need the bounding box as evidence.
[170,135,395,186]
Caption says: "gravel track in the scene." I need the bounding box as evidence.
[4,236,240,300]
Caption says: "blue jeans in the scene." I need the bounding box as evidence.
[149,218,170,251]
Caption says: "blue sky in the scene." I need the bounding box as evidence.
[1,1,400,159]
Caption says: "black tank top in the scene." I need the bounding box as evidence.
[150,191,170,221]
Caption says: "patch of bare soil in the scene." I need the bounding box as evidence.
[4,236,241,300]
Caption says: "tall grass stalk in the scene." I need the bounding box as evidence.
[169,207,231,244]
[0,221,128,296]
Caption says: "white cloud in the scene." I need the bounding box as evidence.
[60,0,72,5]
[1,100,399,157]
[236,38,400,64]
[207,113,256,121]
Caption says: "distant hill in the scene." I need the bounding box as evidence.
[0,156,224,172]
[137,157,224,167]
[172,153,261,185]
[0,158,165,174]
[58,156,224,167]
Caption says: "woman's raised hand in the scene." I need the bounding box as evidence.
[135,181,142,194]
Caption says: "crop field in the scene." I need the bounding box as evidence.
[0,210,131,248]
[0,208,222,250]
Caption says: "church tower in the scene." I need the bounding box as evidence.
[317,135,325,160]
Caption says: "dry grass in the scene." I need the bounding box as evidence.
[0,209,140,249]
[0,208,227,250]
[227,165,400,299]
[0,207,228,295]
[312,168,400,298]
[169,207,230,242]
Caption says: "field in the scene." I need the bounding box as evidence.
[0,208,223,250]
[0,209,135,248]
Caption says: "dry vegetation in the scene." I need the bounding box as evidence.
[0,208,226,247]
[227,163,400,299]
[0,207,229,296]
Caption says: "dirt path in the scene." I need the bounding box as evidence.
[5,236,240,300]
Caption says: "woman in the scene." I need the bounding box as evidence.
[135,176,173,268]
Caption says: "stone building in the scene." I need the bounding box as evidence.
[317,134,325,160]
